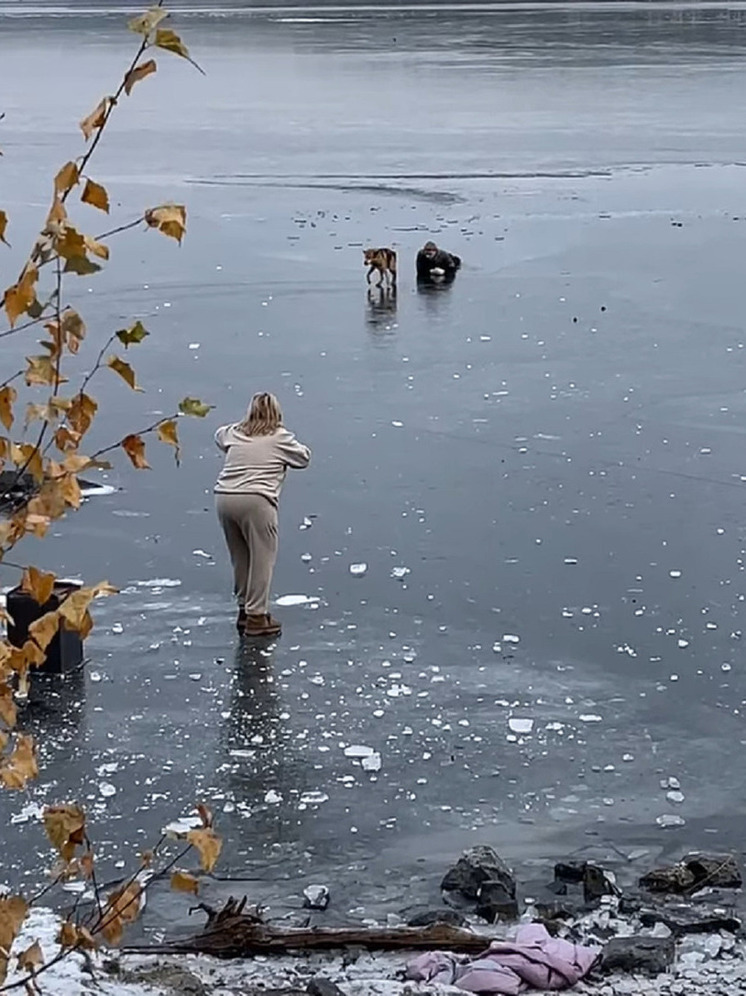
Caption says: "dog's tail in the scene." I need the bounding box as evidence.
[389,250,397,273]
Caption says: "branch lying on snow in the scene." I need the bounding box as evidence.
[122,896,497,959]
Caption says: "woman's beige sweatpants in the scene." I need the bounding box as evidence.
[216,493,278,615]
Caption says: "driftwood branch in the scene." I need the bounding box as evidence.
[123,896,496,959]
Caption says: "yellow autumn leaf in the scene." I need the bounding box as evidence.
[104,881,143,927]
[46,196,67,228]
[0,683,17,729]
[128,6,168,35]
[124,59,157,96]
[186,827,222,872]
[79,96,113,142]
[84,234,109,261]
[59,473,82,510]
[157,419,180,465]
[81,178,109,213]
[154,27,189,59]
[29,611,60,652]
[25,354,65,388]
[54,426,81,453]
[0,895,28,985]
[4,263,38,328]
[55,224,85,261]
[170,870,199,895]
[0,209,9,246]
[62,452,93,474]
[107,355,142,391]
[145,204,186,243]
[67,393,98,437]
[0,734,38,790]
[115,321,149,348]
[43,804,86,862]
[22,639,45,668]
[0,385,16,430]
[61,309,87,354]
[54,161,80,196]
[122,434,150,470]
[10,442,43,483]
[21,566,55,606]
[57,589,94,632]
[16,939,43,975]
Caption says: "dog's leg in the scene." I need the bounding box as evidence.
[377,267,385,288]
[366,266,375,284]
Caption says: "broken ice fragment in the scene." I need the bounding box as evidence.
[656,814,686,828]
[361,752,382,772]
[299,791,329,805]
[299,516,313,530]
[163,814,205,839]
[508,718,534,734]
[275,594,319,607]
[99,782,116,798]
[349,563,368,577]
[391,567,410,580]
[667,790,685,804]
[579,714,603,723]
[344,744,375,758]
[264,789,282,804]
[503,634,520,644]
[669,570,682,579]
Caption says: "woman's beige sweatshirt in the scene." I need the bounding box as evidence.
[214,424,311,504]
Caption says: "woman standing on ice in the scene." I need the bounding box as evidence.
[215,392,311,638]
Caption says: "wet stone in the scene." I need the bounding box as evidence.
[441,844,516,902]
[303,885,330,911]
[639,901,741,937]
[307,979,347,996]
[601,936,675,976]
[640,853,741,895]
[475,879,520,923]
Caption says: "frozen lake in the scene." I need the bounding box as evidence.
[2,0,746,929]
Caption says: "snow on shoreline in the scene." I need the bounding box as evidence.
[7,904,746,996]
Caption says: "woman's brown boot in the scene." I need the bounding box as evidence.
[243,613,282,637]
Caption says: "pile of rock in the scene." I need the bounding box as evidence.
[422,844,745,992]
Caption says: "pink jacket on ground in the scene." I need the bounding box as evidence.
[405,923,601,995]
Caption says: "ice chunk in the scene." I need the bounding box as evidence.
[136,578,182,588]
[275,594,319,606]
[579,714,603,723]
[349,563,368,577]
[299,791,329,805]
[669,570,682,579]
[163,814,203,839]
[361,752,382,772]
[508,718,534,734]
[264,789,282,804]
[391,567,410,580]
[99,782,116,798]
[344,744,375,758]
[656,814,686,828]
[503,634,520,644]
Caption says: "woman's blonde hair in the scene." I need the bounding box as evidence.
[240,392,283,436]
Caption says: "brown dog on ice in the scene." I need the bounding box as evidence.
[363,247,397,288]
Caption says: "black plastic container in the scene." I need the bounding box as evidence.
[6,581,84,675]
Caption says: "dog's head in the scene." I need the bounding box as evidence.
[363,248,378,264]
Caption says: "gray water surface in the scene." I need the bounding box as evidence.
[2,1,746,930]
